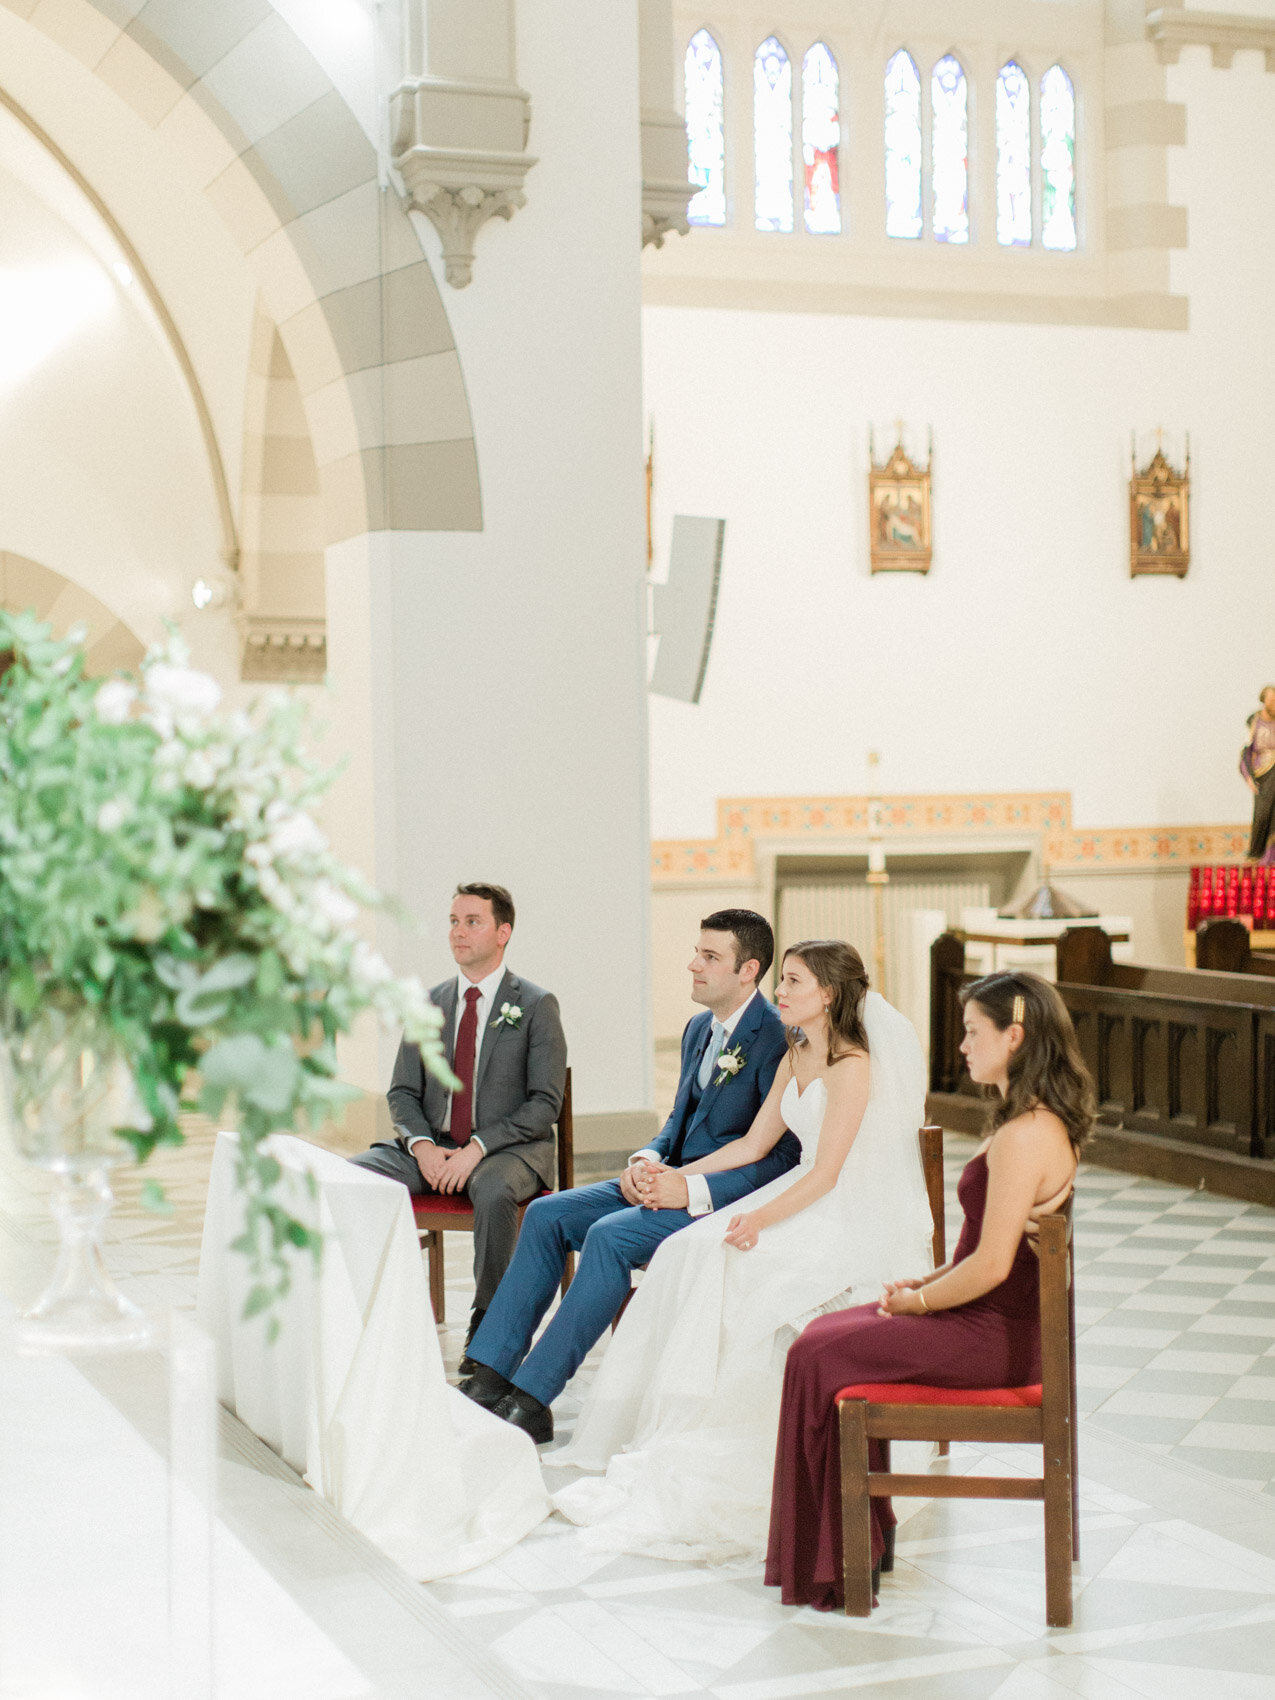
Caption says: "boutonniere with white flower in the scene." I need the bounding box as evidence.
[714,1043,746,1086]
[491,1002,523,1030]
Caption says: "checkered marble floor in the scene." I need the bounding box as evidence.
[8,1108,1275,1697]
[425,1137,1275,1699]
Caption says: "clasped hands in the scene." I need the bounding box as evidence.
[622,1158,689,1211]
[877,1278,931,1318]
[414,1139,482,1194]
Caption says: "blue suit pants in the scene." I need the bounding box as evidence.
[467,1180,695,1407]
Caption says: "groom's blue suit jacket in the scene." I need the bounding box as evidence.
[648,994,800,1209]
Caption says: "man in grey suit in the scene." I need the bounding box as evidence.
[350,883,567,1369]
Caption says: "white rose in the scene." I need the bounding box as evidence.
[183,751,217,790]
[352,941,393,988]
[311,880,359,927]
[267,812,327,860]
[96,798,131,832]
[145,663,221,717]
[95,680,136,724]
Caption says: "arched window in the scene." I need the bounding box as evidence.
[1040,65,1077,251]
[685,30,725,227]
[754,36,793,232]
[931,55,968,244]
[802,42,840,235]
[884,50,921,240]
[996,61,1032,247]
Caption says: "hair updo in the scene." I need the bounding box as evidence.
[782,939,870,1067]
[959,970,1095,1154]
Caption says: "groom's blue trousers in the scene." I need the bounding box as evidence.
[466,1180,699,1407]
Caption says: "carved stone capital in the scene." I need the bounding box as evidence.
[1146,7,1275,68]
[239,615,326,684]
[391,75,536,287]
[641,106,694,250]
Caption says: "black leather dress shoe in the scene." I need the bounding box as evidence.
[493,1389,553,1445]
[458,1308,486,1377]
[458,1363,513,1409]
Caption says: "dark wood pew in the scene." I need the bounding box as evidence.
[927,928,1275,1174]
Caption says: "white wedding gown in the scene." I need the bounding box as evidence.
[550,992,933,1564]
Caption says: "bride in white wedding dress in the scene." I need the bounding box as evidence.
[551,940,933,1563]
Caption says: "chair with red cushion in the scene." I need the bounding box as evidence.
[836,1191,1077,1626]
[413,1067,574,1322]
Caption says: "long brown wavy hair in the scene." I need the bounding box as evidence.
[782,940,870,1068]
[959,970,1095,1154]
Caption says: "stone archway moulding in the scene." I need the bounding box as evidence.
[1,0,482,545]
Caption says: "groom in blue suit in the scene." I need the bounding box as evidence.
[460,909,798,1443]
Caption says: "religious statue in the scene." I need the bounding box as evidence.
[1241,686,1275,862]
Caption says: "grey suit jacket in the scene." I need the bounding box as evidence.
[387,969,567,1189]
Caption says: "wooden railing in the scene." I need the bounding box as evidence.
[928,926,1275,1161]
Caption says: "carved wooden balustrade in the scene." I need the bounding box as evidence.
[928,926,1275,1163]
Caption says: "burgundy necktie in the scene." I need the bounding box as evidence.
[450,985,482,1145]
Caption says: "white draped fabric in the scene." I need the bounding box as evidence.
[197,1132,548,1580]
[552,992,932,1563]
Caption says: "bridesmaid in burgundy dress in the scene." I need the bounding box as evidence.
[765,969,1094,1612]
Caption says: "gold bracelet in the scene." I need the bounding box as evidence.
[917,1288,929,1312]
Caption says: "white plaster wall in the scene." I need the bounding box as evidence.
[344,2,654,1125]
[644,54,1275,842]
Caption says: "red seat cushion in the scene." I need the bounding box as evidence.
[835,1382,1043,1407]
[412,1187,552,1223]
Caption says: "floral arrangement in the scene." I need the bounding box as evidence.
[0,609,455,1321]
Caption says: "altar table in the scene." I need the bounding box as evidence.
[197,1132,548,1581]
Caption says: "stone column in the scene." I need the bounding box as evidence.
[639,0,694,247]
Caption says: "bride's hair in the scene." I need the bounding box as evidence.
[782,940,870,1066]
[959,970,1095,1154]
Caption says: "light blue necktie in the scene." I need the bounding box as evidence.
[698,1020,726,1090]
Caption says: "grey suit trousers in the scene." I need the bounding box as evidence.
[350,1143,542,1312]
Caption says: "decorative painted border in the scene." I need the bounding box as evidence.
[652,792,1248,883]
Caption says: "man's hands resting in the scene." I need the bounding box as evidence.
[414,1139,483,1195]
[626,1158,690,1212]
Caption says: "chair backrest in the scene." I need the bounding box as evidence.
[556,1066,574,1193]
[1036,1202,1073,1413]
[919,1123,946,1269]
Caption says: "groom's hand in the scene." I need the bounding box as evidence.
[414,1142,450,1190]
[640,1168,690,1211]
[619,1161,649,1206]
[437,1142,483,1194]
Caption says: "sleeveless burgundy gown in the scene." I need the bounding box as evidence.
[765,1148,1044,1611]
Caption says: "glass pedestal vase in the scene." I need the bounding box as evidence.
[0,1005,155,1354]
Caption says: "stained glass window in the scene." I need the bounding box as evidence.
[996,61,1032,247]
[884,50,921,240]
[754,36,793,232]
[802,42,840,235]
[1041,65,1076,251]
[685,30,725,227]
[931,55,968,244]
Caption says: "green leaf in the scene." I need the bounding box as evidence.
[241,1285,272,1320]
[174,985,231,1026]
[198,954,258,994]
[139,1179,173,1216]
[154,955,197,992]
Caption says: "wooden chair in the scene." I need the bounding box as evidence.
[836,1183,1079,1627]
[412,1067,574,1323]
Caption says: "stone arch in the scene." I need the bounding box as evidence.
[0,553,145,675]
[3,0,481,544]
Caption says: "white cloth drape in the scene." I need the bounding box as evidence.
[197,1132,548,1580]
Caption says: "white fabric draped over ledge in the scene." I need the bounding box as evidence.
[197,1132,548,1581]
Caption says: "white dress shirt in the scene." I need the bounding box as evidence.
[408,963,509,1157]
[631,990,760,1217]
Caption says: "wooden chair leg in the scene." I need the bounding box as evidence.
[561,1250,575,1300]
[878,1440,895,1572]
[1043,1454,1074,1627]
[838,1401,874,1616]
[427,1230,446,1323]
[937,1439,950,1458]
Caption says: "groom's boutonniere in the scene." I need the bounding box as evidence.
[713,1043,746,1086]
[491,1002,523,1030]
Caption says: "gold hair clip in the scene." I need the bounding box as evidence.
[1012,994,1025,1025]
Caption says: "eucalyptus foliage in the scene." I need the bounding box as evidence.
[0,610,455,1326]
